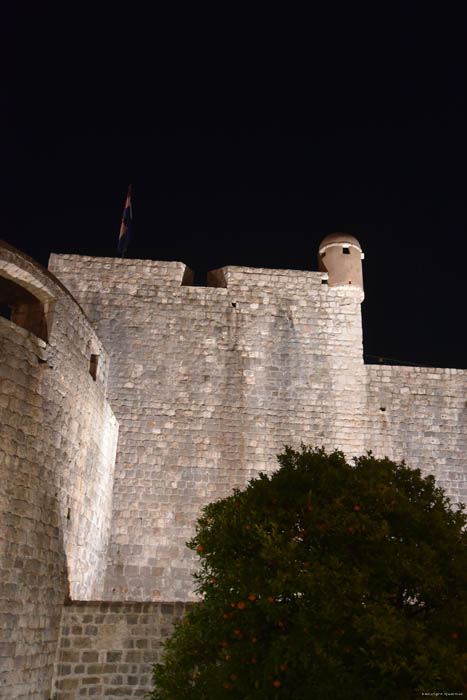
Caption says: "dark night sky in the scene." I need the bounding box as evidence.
[4,10,466,369]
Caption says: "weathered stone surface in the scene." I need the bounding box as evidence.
[49,251,467,608]
[49,255,368,602]
[52,601,190,699]
[0,243,118,697]
[1,237,466,698]
[365,365,467,500]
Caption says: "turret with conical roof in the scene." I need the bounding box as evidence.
[318,232,364,300]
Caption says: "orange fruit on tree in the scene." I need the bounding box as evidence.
[197,544,203,551]
[354,505,360,511]
[237,601,245,610]
[249,594,256,601]
[273,680,281,687]
[267,596,274,603]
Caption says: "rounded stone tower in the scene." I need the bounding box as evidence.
[0,241,118,696]
[318,232,364,299]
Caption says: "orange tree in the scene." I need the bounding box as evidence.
[150,446,467,699]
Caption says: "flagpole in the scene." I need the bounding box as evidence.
[118,184,133,258]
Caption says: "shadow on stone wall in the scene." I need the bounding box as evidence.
[52,601,191,698]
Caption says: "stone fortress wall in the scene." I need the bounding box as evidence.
[0,242,118,698]
[365,365,467,502]
[48,251,367,603]
[0,233,466,698]
[49,237,467,606]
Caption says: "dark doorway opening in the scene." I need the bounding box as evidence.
[0,276,48,342]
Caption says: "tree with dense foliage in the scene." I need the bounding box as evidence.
[150,446,467,699]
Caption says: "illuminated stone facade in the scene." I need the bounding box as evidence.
[1,235,466,697]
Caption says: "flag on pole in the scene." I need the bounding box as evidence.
[118,184,133,256]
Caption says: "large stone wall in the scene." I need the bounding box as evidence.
[2,239,467,698]
[52,601,190,699]
[49,255,366,602]
[0,243,118,698]
[365,365,467,504]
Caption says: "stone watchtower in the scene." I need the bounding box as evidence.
[318,232,365,301]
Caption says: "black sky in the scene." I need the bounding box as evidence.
[4,10,466,369]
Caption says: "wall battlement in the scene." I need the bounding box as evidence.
[1,234,466,697]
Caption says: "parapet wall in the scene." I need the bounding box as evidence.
[49,254,366,602]
[365,365,467,504]
[0,243,118,697]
